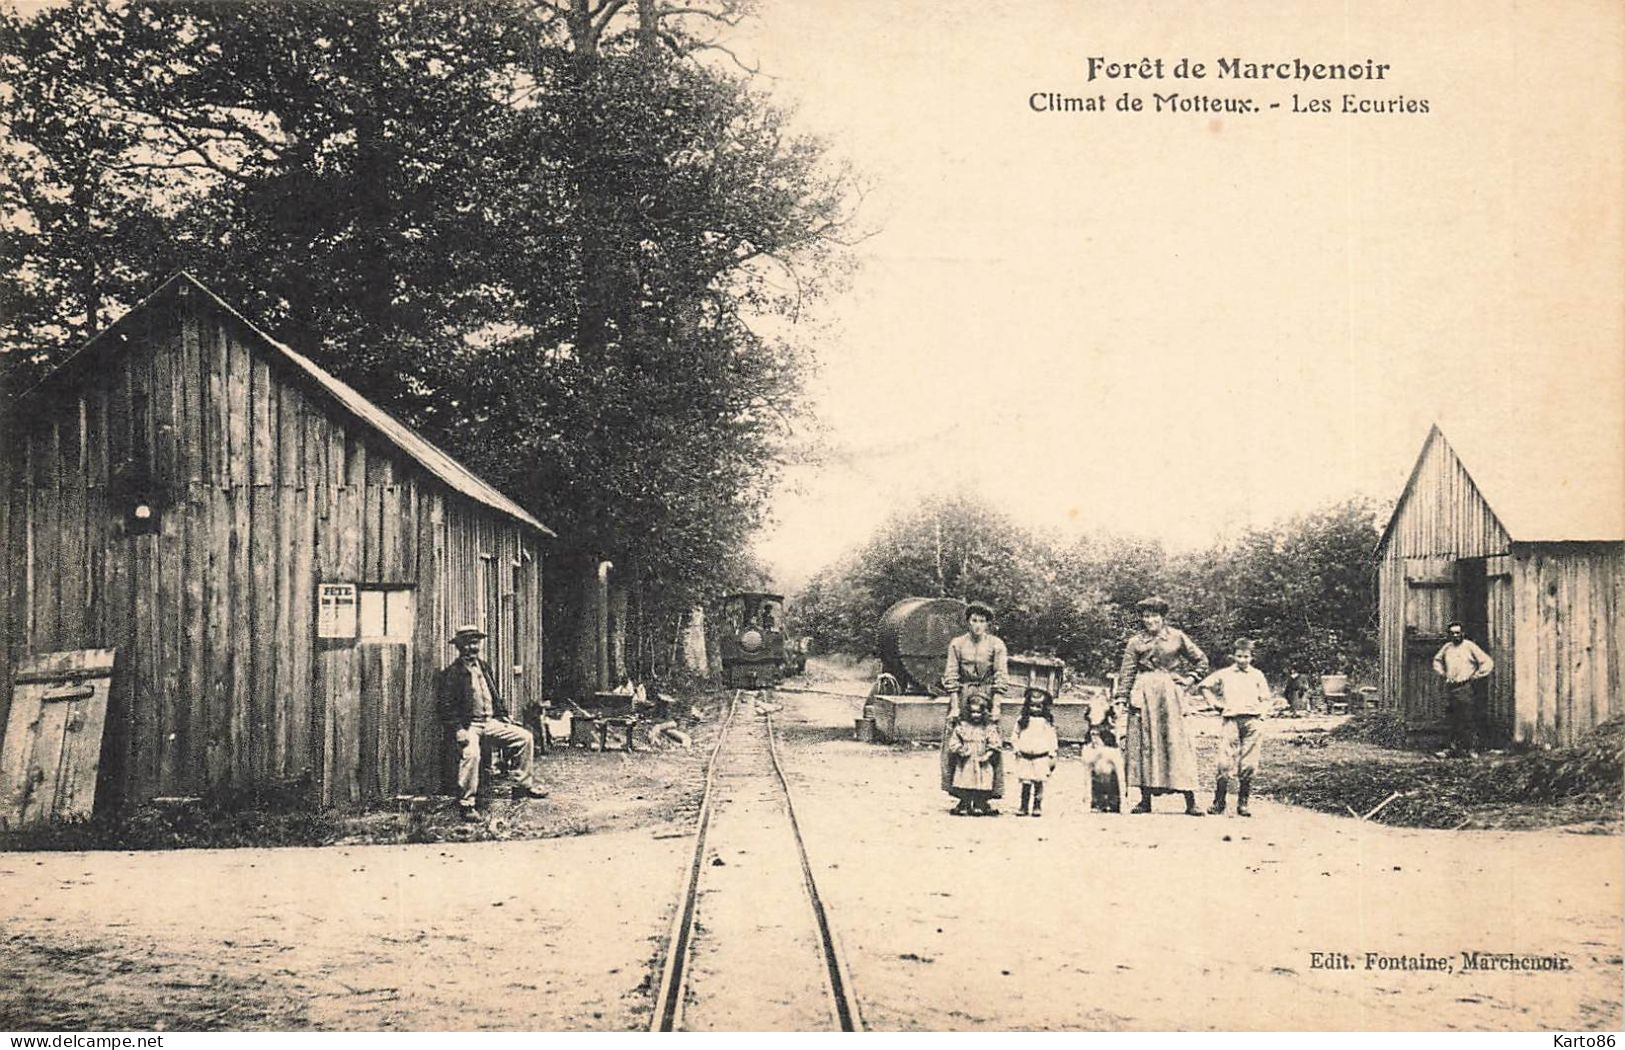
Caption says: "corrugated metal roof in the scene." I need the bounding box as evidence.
[20,273,555,537]
[1380,417,1624,548]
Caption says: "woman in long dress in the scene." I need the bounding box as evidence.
[1112,595,1208,816]
[939,600,1009,811]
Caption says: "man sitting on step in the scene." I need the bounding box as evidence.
[436,624,549,820]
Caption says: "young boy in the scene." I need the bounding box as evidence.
[1198,638,1272,817]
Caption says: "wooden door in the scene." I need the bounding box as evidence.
[0,650,117,827]
[1403,576,1453,728]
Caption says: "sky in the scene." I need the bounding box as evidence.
[734,0,1625,588]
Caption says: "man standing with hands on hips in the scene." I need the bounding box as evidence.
[438,624,549,820]
[1433,620,1495,758]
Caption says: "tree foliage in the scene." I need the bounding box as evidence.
[791,495,1387,684]
[1,0,855,684]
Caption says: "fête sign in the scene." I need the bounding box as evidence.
[317,582,358,639]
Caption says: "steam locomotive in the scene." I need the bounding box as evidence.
[718,591,789,689]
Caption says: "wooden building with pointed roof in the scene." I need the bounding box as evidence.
[0,274,555,811]
[1375,421,1624,747]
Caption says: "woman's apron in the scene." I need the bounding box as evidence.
[1123,670,1199,791]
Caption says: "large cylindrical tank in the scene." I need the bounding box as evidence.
[877,597,968,693]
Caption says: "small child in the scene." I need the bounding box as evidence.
[1079,710,1126,813]
[1009,687,1059,817]
[1198,637,1272,817]
[947,694,1004,816]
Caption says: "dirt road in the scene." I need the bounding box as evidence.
[0,832,685,1030]
[772,688,1623,1031]
[1,680,1619,1031]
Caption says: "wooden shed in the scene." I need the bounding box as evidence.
[0,273,555,810]
[1376,422,1624,747]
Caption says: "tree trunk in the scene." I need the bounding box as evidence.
[74,188,101,333]
[351,4,397,396]
[681,605,708,673]
[934,515,945,596]
[608,579,629,684]
[636,0,658,52]
[564,3,616,366]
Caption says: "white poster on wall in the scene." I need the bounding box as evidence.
[317,582,358,639]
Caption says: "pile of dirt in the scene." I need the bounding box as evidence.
[1268,718,1625,829]
[1504,717,1625,798]
[1326,709,1410,749]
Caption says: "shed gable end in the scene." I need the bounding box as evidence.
[1381,427,1513,561]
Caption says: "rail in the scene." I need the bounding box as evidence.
[648,688,863,1032]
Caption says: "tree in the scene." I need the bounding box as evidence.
[1223,497,1384,676]
[1,0,856,692]
[788,494,1064,658]
[0,4,184,392]
[788,494,1386,686]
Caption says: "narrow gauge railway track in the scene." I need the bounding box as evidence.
[649,689,862,1032]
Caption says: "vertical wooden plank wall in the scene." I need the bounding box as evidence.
[1377,432,1513,726]
[408,490,445,794]
[1381,432,1624,746]
[352,451,421,800]
[155,305,184,793]
[358,450,386,800]
[2,286,549,808]
[179,304,209,792]
[1484,565,1516,741]
[306,381,334,801]
[271,378,299,779]
[104,346,135,807]
[225,318,252,786]
[202,302,232,789]
[1514,545,1625,746]
[1377,553,1400,713]
[249,352,277,782]
[285,383,317,783]
[132,323,162,802]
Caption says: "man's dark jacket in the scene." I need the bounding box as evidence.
[436,657,508,728]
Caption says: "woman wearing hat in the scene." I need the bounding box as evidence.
[939,601,1009,811]
[1112,597,1209,816]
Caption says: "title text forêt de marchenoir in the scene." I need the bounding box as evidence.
[1086,57,1391,82]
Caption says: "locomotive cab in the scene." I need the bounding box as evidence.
[719,591,787,689]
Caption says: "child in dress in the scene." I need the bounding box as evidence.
[1010,687,1060,817]
[947,694,1003,816]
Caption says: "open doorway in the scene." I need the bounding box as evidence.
[1455,558,1489,652]
[1454,557,1494,744]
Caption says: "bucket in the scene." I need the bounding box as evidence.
[853,717,876,743]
